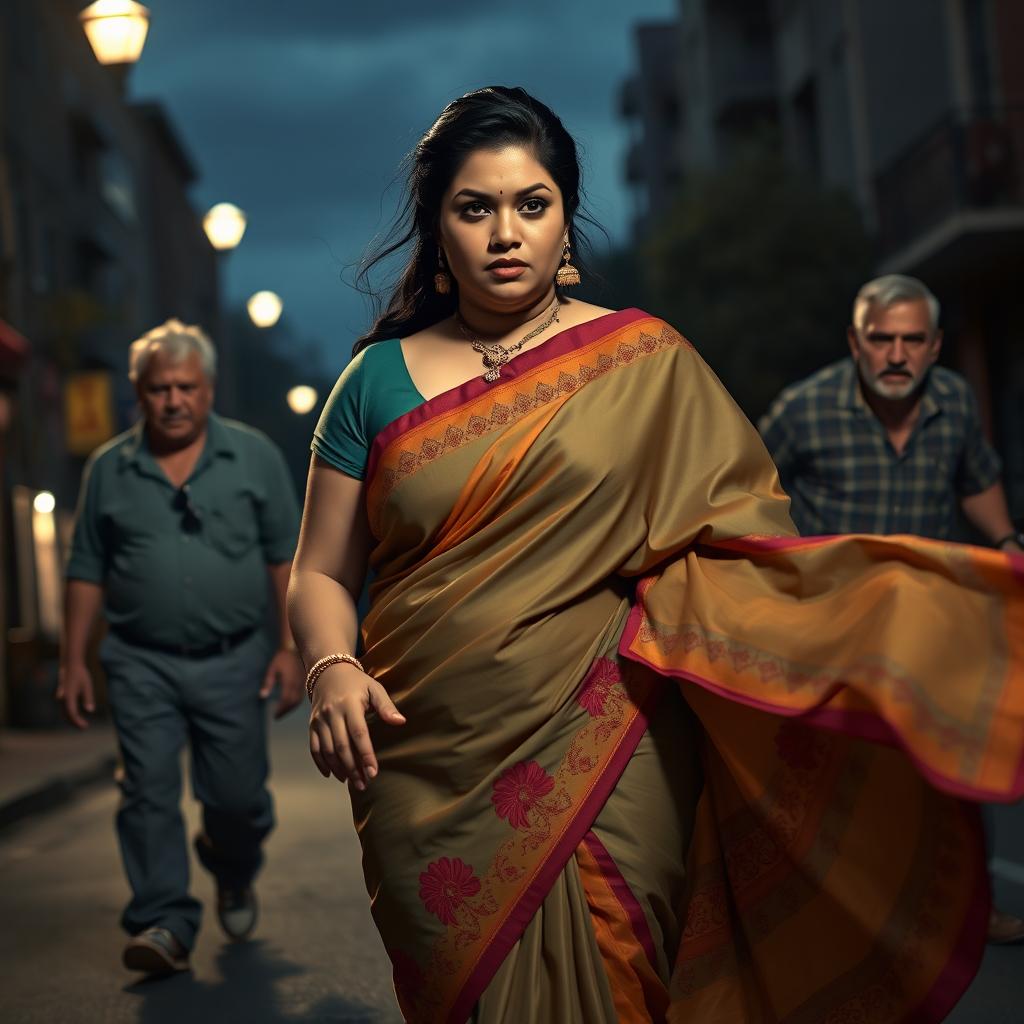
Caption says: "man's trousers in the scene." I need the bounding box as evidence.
[100,629,274,950]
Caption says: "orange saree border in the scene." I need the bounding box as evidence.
[390,656,662,1023]
[577,828,670,1022]
[365,309,688,534]
[620,538,1024,803]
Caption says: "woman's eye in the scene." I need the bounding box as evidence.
[521,198,547,213]
[463,202,489,216]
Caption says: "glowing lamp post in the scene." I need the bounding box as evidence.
[203,203,248,251]
[247,291,283,328]
[79,1,151,66]
[286,386,318,415]
[33,491,57,515]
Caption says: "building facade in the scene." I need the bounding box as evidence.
[623,0,1024,518]
[0,0,220,724]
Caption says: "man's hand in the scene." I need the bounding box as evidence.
[260,648,305,720]
[56,662,95,729]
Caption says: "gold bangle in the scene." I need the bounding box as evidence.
[305,653,364,702]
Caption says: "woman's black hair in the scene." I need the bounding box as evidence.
[352,85,601,354]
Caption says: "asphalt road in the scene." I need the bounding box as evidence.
[0,710,401,1024]
[947,801,1024,1023]
[1,710,1022,1023]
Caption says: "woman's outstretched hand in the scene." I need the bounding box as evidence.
[308,663,406,789]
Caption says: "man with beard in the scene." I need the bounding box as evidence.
[759,273,1024,943]
[58,319,303,974]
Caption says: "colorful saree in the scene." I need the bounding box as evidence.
[351,308,1024,1023]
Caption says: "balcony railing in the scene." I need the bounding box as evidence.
[874,107,1024,257]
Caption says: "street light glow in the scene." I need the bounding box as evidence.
[33,491,56,515]
[247,291,283,328]
[79,1,151,66]
[203,203,247,251]
[287,386,319,415]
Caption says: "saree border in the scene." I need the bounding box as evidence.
[707,533,1024,592]
[580,829,659,968]
[906,839,989,1024]
[619,569,1024,804]
[366,307,648,485]
[365,311,687,537]
[443,665,660,1024]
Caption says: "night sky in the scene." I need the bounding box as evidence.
[130,0,676,376]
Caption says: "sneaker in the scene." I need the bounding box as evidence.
[217,886,258,941]
[123,927,190,974]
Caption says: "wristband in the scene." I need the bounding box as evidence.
[995,532,1024,551]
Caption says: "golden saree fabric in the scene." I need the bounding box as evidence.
[352,309,1022,1023]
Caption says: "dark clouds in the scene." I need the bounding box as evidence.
[132,0,675,370]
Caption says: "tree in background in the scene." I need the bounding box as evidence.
[585,139,872,421]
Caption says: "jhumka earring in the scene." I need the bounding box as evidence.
[555,241,581,287]
[434,248,452,295]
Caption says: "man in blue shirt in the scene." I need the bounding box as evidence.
[58,319,303,974]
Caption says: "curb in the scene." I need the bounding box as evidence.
[0,752,119,833]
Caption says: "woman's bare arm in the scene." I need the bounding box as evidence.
[287,455,405,788]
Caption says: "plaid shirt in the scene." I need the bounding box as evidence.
[758,358,1002,539]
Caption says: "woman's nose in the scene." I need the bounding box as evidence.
[491,210,519,248]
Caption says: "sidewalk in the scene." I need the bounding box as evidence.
[0,722,118,831]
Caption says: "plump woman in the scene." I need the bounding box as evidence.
[287,86,1023,1023]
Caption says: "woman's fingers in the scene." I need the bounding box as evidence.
[308,724,330,778]
[345,701,379,781]
[370,682,406,726]
[308,679,405,788]
[326,705,364,789]
[316,717,348,784]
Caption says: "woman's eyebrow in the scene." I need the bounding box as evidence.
[452,183,553,201]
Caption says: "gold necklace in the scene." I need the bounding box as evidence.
[457,301,560,382]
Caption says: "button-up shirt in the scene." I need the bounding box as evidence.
[758,358,1002,539]
[66,414,300,649]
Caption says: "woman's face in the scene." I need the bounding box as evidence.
[438,145,567,310]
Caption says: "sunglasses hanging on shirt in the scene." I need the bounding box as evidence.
[173,485,202,533]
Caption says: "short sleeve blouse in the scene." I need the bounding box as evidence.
[312,339,424,480]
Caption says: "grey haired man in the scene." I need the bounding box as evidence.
[59,319,304,973]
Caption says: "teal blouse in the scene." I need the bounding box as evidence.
[312,339,426,480]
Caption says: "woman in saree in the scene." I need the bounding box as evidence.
[287,86,1024,1023]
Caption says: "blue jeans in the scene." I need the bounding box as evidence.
[101,629,274,949]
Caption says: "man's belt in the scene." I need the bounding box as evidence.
[112,626,258,659]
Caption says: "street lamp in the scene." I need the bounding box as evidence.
[79,1,151,66]
[247,291,283,328]
[286,386,319,415]
[203,203,248,251]
[202,204,247,417]
[32,491,56,515]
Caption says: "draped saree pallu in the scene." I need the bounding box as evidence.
[351,309,1024,1024]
